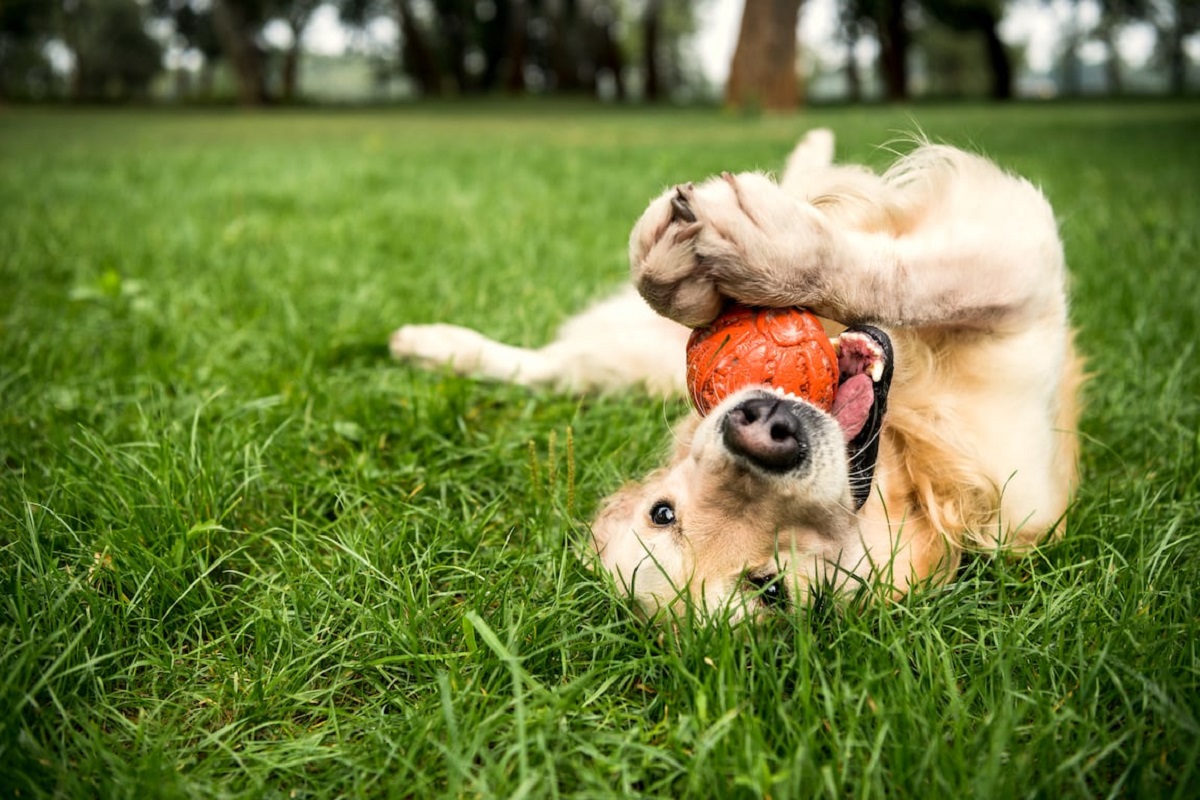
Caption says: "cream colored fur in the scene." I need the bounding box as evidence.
[391,130,1084,622]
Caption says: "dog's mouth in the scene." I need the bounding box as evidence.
[833,326,894,508]
[717,326,893,508]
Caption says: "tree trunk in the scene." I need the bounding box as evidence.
[436,5,469,94]
[173,64,192,101]
[198,61,215,100]
[397,0,441,96]
[548,0,582,92]
[211,0,268,106]
[1166,24,1186,95]
[281,7,316,104]
[594,5,626,101]
[1098,24,1122,95]
[725,0,803,111]
[642,0,663,101]
[1058,1,1083,97]
[505,0,528,94]
[1163,0,1195,96]
[981,14,1012,100]
[877,0,909,102]
[281,44,300,102]
[478,0,510,92]
[844,21,862,103]
[58,5,87,101]
[1059,33,1082,96]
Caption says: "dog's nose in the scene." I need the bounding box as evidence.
[723,397,808,472]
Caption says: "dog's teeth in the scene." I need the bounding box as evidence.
[767,386,803,402]
[870,361,884,382]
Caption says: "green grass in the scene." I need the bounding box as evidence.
[1,101,1198,798]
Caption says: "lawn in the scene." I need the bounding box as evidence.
[1,101,1198,798]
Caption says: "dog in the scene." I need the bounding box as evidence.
[391,129,1085,621]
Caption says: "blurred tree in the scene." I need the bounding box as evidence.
[435,0,471,92]
[338,0,669,100]
[152,0,225,99]
[177,0,323,104]
[922,0,1012,99]
[917,17,997,96]
[534,0,625,97]
[876,0,910,100]
[589,0,626,98]
[351,0,514,96]
[835,0,870,102]
[60,0,163,101]
[210,0,271,104]
[1042,0,1144,96]
[835,0,912,101]
[280,0,320,101]
[0,0,55,99]
[642,0,663,99]
[543,0,578,91]
[1153,0,1199,93]
[1093,0,1148,94]
[395,0,442,94]
[649,0,703,100]
[500,0,528,93]
[1050,0,1085,95]
[725,0,803,109]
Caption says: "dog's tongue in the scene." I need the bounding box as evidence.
[831,374,874,441]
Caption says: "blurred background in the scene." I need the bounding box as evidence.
[0,0,1196,107]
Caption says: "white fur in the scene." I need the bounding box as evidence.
[391,286,688,397]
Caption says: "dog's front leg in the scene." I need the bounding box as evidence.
[631,153,1066,332]
[629,171,834,328]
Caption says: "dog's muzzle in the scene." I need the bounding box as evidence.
[722,395,810,473]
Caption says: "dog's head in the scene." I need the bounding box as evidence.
[590,326,893,621]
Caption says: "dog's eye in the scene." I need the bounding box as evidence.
[747,573,789,610]
[648,501,676,527]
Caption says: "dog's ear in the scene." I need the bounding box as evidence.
[589,482,643,553]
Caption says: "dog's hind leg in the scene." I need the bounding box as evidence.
[779,128,836,194]
[390,323,559,387]
[390,288,690,396]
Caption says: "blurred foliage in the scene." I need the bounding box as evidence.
[0,0,1195,104]
[64,0,163,100]
[0,0,54,99]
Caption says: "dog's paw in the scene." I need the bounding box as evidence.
[629,187,722,327]
[389,323,490,373]
[630,172,832,327]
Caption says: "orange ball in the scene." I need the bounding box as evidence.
[686,304,838,416]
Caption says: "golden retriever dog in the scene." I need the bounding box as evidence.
[391,129,1085,621]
